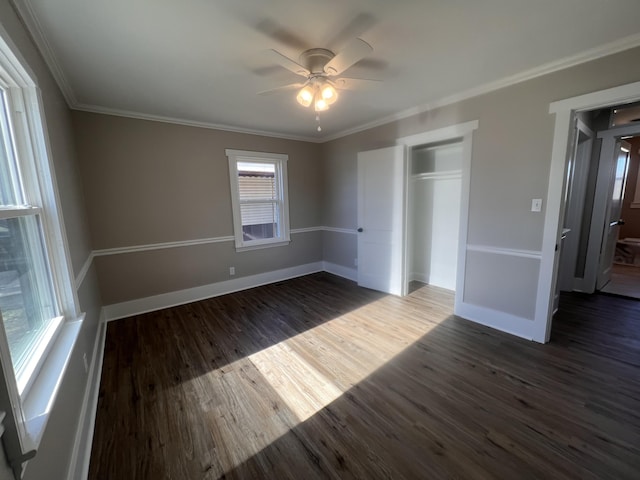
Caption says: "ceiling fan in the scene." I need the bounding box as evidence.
[259,37,378,113]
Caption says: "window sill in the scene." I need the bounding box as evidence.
[21,313,85,450]
[235,239,290,252]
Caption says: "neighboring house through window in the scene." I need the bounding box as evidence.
[226,149,290,251]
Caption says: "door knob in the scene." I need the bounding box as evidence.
[357,228,363,232]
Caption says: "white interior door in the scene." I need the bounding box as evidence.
[357,145,405,295]
[558,119,594,292]
[596,140,630,289]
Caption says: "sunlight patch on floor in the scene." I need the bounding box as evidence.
[198,288,452,473]
[248,297,444,423]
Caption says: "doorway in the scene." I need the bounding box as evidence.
[356,121,477,316]
[599,133,640,299]
[539,83,640,342]
[558,111,639,299]
[407,140,463,293]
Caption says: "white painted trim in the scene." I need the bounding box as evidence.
[0,206,41,218]
[397,121,479,147]
[322,262,357,282]
[290,226,323,234]
[224,149,288,161]
[22,314,84,447]
[227,150,291,251]
[550,80,640,114]
[537,80,640,344]
[597,122,640,139]
[102,262,324,321]
[91,228,325,258]
[93,236,235,257]
[456,302,534,341]
[70,228,331,289]
[321,226,357,235]
[466,244,543,260]
[10,0,78,106]
[411,171,462,182]
[324,34,640,142]
[410,272,429,284]
[66,311,107,480]
[73,103,322,143]
[234,239,291,252]
[74,253,94,290]
[16,0,640,145]
[398,121,478,314]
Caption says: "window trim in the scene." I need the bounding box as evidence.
[226,149,291,252]
[0,28,83,478]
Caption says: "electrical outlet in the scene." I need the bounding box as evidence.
[82,352,88,373]
[229,266,235,276]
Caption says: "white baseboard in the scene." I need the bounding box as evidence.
[323,261,358,282]
[66,310,107,480]
[410,272,428,283]
[455,301,535,342]
[103,262,325,321]
[72,260,541,480]
[74,261,358,477]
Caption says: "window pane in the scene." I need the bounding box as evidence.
[240,202,278,241]
[237,162,276,201]
[0,90,23,206]
[0,215,57,391]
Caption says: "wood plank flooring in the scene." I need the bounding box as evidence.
[601,264,640,299]
[89,273,640,479]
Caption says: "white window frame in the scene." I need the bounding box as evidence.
[0,29,83,478]
[226,149,290,251]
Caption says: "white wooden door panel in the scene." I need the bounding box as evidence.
[596,140,630,290]
[357,146,405,295]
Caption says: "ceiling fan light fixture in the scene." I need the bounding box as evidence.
[314,97,328,112]
[296,85,314,107]
[320,83,338,105]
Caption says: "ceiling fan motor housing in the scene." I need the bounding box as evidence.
[299,48,335,74]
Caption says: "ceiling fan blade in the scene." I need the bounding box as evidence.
[351,58,388,72]
[327,13,376,50]
[267,49,310,77]
[333,77,381,90]
[324,38,373,76]
[257,82,306,95]
[255,19,310,50]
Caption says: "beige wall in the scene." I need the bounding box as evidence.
[73,111,324,304]
[0,1,101,479]
[620,137,640,239]
[322,46,640,321]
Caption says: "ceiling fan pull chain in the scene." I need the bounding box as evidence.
[316,114,322,132]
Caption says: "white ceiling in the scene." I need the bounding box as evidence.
[16,0,640,141]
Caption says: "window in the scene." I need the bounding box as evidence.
[0,34,81,477]
[226,149,290,251]
[0,92,61,396]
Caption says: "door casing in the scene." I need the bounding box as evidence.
[538,80,640,343]
[397,121,477,313]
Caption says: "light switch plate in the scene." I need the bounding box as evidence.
[531,198,542,212]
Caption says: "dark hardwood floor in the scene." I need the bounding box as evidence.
[89,273,640,479]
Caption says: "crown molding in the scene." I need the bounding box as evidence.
[11,0,78,106]
[12,0,640,145]
[72,103,323,143]
[320,32,640,143]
